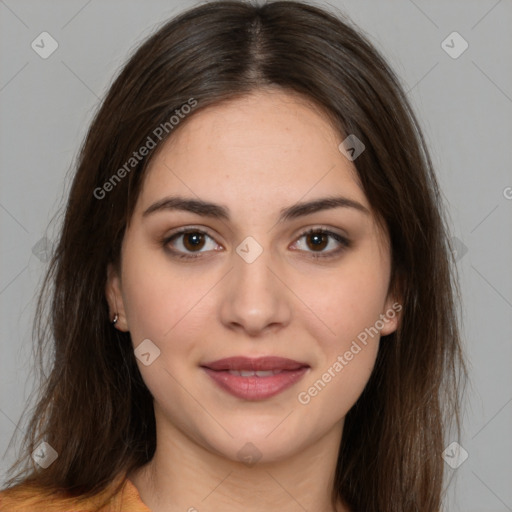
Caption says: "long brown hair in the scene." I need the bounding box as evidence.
[2,1,468,510]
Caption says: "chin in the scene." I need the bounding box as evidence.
[201,425,309,465]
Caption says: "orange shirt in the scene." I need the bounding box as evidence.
[0,477,151,512]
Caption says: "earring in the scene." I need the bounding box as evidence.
[111,313,119,325]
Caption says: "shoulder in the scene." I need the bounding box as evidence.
[0,476,150,512]
[0,483,108,511]
[0,483,88,511]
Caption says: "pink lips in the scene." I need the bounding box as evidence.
[201,356,310,400]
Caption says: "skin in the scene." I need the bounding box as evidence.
[106,88,401,512]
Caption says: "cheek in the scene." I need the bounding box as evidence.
[293,251,388,413]
[120,251,203,406]
[298,256,390,349]
[120,243,219,384]
[298,344,379,425]
[297,282,383,418]
[120,242,185,343]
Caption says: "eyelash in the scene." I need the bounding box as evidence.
[161,227,351,261]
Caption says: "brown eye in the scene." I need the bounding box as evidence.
[163,229,219,259]
[162,227,351,261]
[294,228,351,259]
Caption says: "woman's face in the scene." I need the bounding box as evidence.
[107,89,400,463]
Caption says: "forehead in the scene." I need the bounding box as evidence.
[138,89,369,219]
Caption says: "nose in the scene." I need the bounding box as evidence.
[218,241,292,337]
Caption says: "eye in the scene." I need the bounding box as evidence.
[162,226,351,260]
[292,228,351,259]
[162,228,220,260]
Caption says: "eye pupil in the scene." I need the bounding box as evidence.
[307,232,327,251]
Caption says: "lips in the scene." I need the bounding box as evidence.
[201,356,308,372]
[200,356,310,400]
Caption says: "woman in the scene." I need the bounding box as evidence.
[0,1,468,511]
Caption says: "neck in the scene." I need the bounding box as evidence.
[129,412,349,512]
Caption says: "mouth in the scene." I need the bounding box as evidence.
[200,356,310,401]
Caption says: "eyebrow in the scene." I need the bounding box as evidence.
[142,194,370,222]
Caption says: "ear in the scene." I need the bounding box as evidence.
[379,295,402,337]
[378,267,404,337]
[105,263,129,332]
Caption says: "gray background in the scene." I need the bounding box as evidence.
[1,1,511,510]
